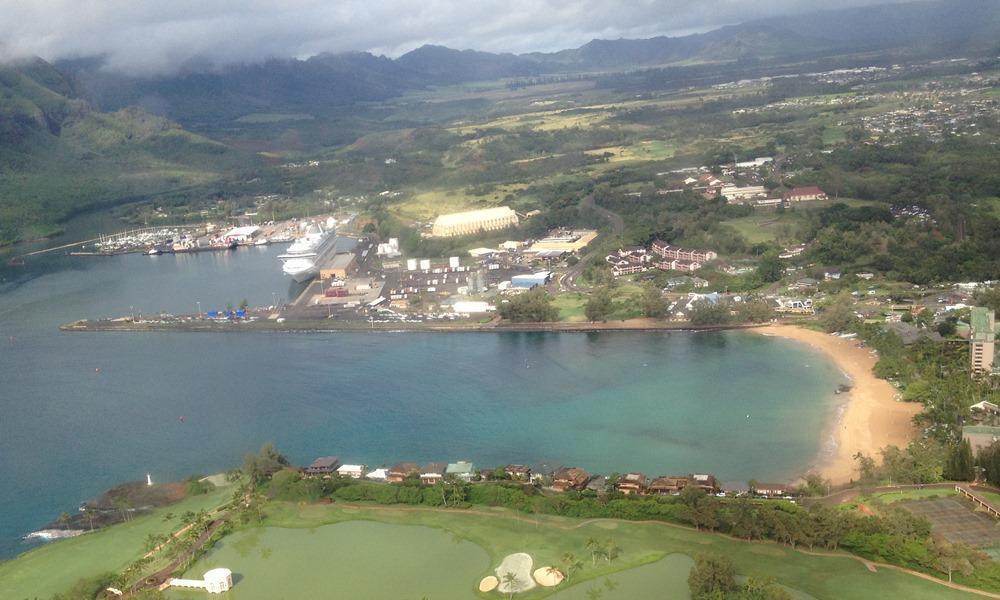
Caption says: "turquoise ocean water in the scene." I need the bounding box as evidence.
[0,244,842,558]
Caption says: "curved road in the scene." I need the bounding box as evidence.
[559,194,625,291]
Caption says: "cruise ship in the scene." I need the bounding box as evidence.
[278,223,337,282]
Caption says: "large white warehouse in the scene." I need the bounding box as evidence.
[431,207,519,237]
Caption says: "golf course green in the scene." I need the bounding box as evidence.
[167,502,977,599]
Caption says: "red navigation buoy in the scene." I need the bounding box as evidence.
[95,368,101,374]
[179,415,185,423]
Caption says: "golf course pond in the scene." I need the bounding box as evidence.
[168,521,700,599]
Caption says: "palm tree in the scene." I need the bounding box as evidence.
[586,587,605,600]
[501,571,519,599]
[56,512,72,530]
[561,552,583,582]
[605,540,621,564]
[83,507,98,531]
[586,537,601,566]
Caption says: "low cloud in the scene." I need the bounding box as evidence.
[0,0,907,75]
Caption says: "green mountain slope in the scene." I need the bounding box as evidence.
[0,59,241,245]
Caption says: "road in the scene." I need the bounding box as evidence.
[559,194,624,291]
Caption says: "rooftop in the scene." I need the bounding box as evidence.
[433,206,516,227]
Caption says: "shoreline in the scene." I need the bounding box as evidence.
[750,324,921,485]
[59,316,770,334]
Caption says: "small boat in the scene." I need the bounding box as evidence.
[146,248,161,256]
[255,238,269,246]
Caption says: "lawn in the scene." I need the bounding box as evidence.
[181,501,979,600]
[552,293,587,322]
[0,485,233,600]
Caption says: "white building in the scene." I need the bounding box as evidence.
[366,468,389,481]
[377,238,401,258]
[336,464,366,478]
[432,207,519,237]
[168,568,233,594]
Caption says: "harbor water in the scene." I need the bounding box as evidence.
[0,241,841,559]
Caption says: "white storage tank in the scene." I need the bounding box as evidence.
[449,256,460,268]
[406,259,418,271]
[419,259,431,270]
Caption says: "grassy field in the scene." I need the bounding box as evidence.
[721,198,880,244]
[0,486,232,600]
[584,140,676,163]
[552,293,588,322]
[861,488,959,505]
[170,501,979,599]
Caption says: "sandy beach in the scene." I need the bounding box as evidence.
[752,324,922,485]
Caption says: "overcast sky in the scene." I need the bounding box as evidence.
[0,0,907,75]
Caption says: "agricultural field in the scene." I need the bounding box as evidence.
[171,501,978,600]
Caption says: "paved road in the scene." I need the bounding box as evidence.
[559,194,625,291]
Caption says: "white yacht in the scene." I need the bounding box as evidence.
[278,223,337,282]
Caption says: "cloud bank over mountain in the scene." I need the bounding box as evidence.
[0,0,909,74]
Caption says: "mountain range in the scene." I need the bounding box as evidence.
[53,0,1000,124]
[1,0,998,244]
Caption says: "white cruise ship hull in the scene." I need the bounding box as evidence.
[278,223,337,282]
[283,260,320,282]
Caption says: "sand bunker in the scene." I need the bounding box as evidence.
[533,566,565,587]
[479,576,499,592]
[495,553,537,594]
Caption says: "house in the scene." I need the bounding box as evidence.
[648,476,689,495]
[718,185,768,202]
[790,277,818,290]
[304,456,341,477]
[783,186,827,202]
[551,467,591,492]
[606,248,650,277]
[752,483,792,498]
[586,476,608,494]
[387,462,420,483]
[689,473,720,493]
[666,275,709,289]
[824,269,842,281]
[971,400,1000,416]
[366,468,388,481]
[335,464,365,479]
[779,244,807,259]
[445,461,476,482]
[504,464,532,480]
[857,272,875,280]
[420,463,448,485]
[651,240,718,263]
[618,473,648,495]
[658,258,704,273]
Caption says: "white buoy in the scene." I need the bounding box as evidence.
[146,473,153,486]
